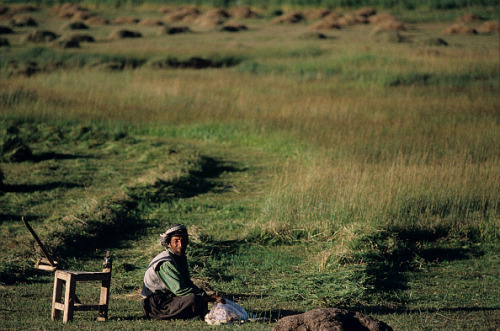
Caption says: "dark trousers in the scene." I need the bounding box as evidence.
[142,292,208,320]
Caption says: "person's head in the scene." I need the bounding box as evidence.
[160,224,189,256]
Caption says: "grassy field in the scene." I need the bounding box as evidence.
[1,1,499,330]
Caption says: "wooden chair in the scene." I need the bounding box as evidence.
[51,252,112,323]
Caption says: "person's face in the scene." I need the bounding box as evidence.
[168,235,188,256]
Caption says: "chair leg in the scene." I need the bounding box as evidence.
[63,275,76,323]
[97,278,111,321]
[51,276,63,320]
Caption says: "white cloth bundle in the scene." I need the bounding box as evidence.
[204,299,249,325]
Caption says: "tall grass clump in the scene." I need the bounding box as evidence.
[256,151,499,245]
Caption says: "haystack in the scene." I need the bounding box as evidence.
[310,17,341,30]
[373,19,407,32]
[60,33,95,43]
[138,18,164,27]
[368,13,399,25]
[164,7,200,23]
[54,4,89,19]
[61,21,89,30]
[456,14,484,22]
[156,26,190,35]
[476,21,499,33]
[228,6,259,19]
[272,11,305,24]
[85,16,109,25]
[22,29,58,42]
[443,24,477,35]
[10,15,37,27]
[355,7,376,18]
[159,6,177,14]
[10,4,37,14]
[71,10,95,21]
[113,17,139,24]
[221,22,247,32]
[303,9,331,20]
[194,8,228,28]
[109,29,142,39]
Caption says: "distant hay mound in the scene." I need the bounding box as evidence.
[456,14,484,23]
[109,29,142,39]
[323,12,343,21]
[272,11,305,24]
[368,13,399,24]
[373,19,407,32]
[57,39,79,48]
[159,6,178,14]
[228,6,259,19]
[85,16,109,25]
[303,9,331,20]
[60,32,95,43]
[221,22,247,32]
[113,17,140,24]
[194,8,228,28]
[0,25,14,34]
[53,4,90,19]
[22,29,58,42]
[10,15,37,27]
[164,7,200,23]
[138,18,164,26]
[355,7,376,18]
[310,17,341,30]
[0,6,8,15]
[156,26,190,35]
[10,4,37,14]
[61,21,89,30]
[71,10,95,21]
[476,21,499,33]
[443,24,477,35]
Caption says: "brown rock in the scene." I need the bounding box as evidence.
[273,308,393,331]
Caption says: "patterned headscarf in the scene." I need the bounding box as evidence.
[160,224,188,247]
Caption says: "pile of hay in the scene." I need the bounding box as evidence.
[477,21,499,33]
[373,19,407,32]
[51,4,90,19]
[60,32,95,43]
[10,15,37,27]
[85,16,109,26]
[164,7,200,23]
[22,29,58,43]
[272,11,305,24]
[194,8,229,28]
[310,18,341,30]
[61,21,89,30]
[108,29,142,39]
[456,14,484,22]
[303,8,331,20]
[355,6,377,18]
[138,19,164,27]
[221,22,247,32]
[228,6,259,19]
[156,26,190,35]
[113,17,140,24]
[10,4,37,14]
[443,24,477,35]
